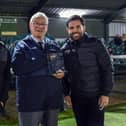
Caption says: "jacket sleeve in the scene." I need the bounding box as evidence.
[96,40,114,96]
[0,50,11,103]
[11,41,46,75]
[62,46,71,96]
[62,73,71,96]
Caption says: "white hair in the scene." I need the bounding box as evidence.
[30,12,48,24]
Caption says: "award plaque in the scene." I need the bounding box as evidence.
[47,52,65,75]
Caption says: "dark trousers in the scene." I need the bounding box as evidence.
[18,109,59,126]
[0,104,6,116]
[71,95,104,126]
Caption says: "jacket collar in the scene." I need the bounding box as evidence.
[67,34,88,47]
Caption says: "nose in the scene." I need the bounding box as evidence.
[72,27,79,32]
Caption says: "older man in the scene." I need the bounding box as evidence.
[12,12,64,126]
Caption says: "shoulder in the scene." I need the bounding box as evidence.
[45,37,58,46]
[87,37,104,46]
[86,36,99,43]
[45,37,61,51]
[84,36,106,52]
[15,36,31,49]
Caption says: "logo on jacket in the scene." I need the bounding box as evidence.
[31,57,36,60]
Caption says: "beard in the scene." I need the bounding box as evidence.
[70,32,83,41]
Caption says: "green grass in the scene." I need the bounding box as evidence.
[58,118,76,126]
[104,103,126,126]
[106,103,126,113]
[58,109,74,120]
[1,103,126,126]
[59,103,126,126]
[59,113,126,126]
[0,116,17,125]
[105,113,126,126]
[1,90,126,126]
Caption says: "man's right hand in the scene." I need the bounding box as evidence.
[65,96,72,107]
[52,69,65,79]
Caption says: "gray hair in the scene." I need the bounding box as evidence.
[30,12,48,24]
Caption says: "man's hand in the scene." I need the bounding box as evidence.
[65,95,72,107]
[98,95,109,109]
[53,69,64,79]
[0,101,4,107]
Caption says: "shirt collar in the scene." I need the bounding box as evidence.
[31,35,45,44]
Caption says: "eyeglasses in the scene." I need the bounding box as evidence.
[32,22,48,26]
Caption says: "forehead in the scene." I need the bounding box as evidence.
[68,20,82,27]
[32,16,46,22]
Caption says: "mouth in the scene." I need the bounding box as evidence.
[72,33,80,37]
[36,29,43,33]
[72,33,81,38]
[70,33,81,40]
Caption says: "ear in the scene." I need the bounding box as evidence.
[84,25,86,30]
[83,25,86,33]
[29,22,32,31]
[29,22,31,27]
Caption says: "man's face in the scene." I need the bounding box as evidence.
[66,20,85,41]
[29,16,48,40]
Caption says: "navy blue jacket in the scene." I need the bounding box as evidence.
[12,35,63,112]
[62,34,113,98]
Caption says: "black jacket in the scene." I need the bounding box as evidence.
[62,34,113,98]
[0,41,11,104]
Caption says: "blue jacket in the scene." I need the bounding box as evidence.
[12,35,63,112]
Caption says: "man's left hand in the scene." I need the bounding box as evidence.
[98,95,109,109]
